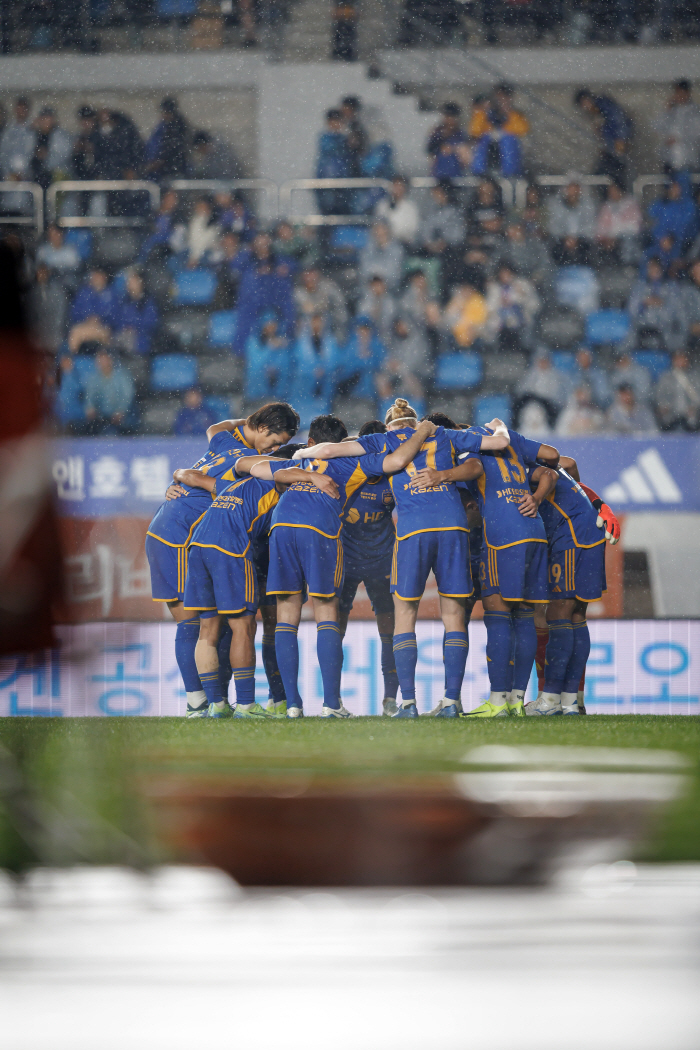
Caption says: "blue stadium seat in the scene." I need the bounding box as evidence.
[435,352,483,390]
[551,351,577,374]
[151,354,198,392]
[172,269,217,306]
[209,310,238,348]
[634,350,671,382]
[293,397,331,430]
[204,395,231,420]
[555,266,599,316]
[472,394,512,428]
[157,0,198,15]
[585,309,630,345]
[331,227,370,251]
[64,228,92,262]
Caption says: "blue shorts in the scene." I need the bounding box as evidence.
[391,529,472,602]
[146,534,186,603]
[339,553,394,617]
[480,541,548,603]
[183,544,257,616]
[267,526,344,599]
[548,542,607,603]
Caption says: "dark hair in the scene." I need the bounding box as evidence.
[574,88,594,106]
[358,420,387,436]
[78,105,96,119]
[247,402,300,437]
[308,414,348,444]
[192,130,212,147]
[495,82,513,97]
[423,412,459,429]
[342,95,361,110]
[617,383,634,394]
[674,79,691,93]
[442,102,461,117]
[160,96,179,113]
[270,442,307,460]
[326,108,342,121]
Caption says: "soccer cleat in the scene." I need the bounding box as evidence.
[382,698,398,716]
[267,699,287,718]
[286,705,304,718]
[208,700,234,719]
[507,690,526,718]
[461,700,509,718]
[436,703,458,718]
[577,689,587,715]
[526,692,562,716]
[186,700,210,719]
[393,702,419,718]
[233,702,272,718]
[321,704,353,718]
[424,696,459,717]
[561,691,579,716]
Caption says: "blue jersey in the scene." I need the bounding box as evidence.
[538,468,605,551]
[342,475,395,571]
[268,453,388,540]
[147,428,254,547]
[360,425,481,540]
[189,475,280,557]
[463,427,547,550]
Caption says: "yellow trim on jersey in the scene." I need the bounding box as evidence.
[152,596,178,602]
[501,597,549,603]
[183,605,217,610]
[270,522,342,540]
[233,425,252,449]
[391,538,398,587]
[576,591,606,602]
[334,538,344,588]
[397,525,469,541]
[485,536,548,550]
[546,494,606,549]
[146,509,208,549]
[342,461,370,511]
[393,590,423,601]
[188,541,252,558]
[265,589,304,595]
[307,590,338,598]
[219,608,251,615]
[438,590,474,598]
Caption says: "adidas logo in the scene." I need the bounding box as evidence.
[603,448,682,505]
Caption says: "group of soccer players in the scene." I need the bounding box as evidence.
[145,396,620,719]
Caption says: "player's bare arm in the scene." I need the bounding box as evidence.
[535,442,560,467]
[410,456,484,491]
[239,456,340,499]
[558,455,580,481]
[519,465,558,518]
[172,468,217,493]
[478,419,510,451]
[381,420,437,473]
[298,419,436,462]
[205,417,247,442]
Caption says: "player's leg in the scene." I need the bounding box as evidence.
[561,601,590,715]
[194,612,225,712]
[463,590,511,717]
[267,527,305,716]
[527,596,575,715]
[392,594,420,717]
[229,611,264,717]
[509,601,537,716]
[534,603,549,696]
[313,592,348,717]
[364,572,399,715]
[259,603,287,715]
[433,531,471,718]
[182,545,226,716]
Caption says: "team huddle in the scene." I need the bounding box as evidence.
[145,398,620,719]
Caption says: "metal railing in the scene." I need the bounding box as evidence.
[410,175,519,207]
[47,181,161,227]
[633,174,700,207]
[279,179,393,225]
[168,179,279,218]
[0,183,44,237]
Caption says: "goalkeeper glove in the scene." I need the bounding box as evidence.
[590,498,620,545]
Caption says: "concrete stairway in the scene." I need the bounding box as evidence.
[283,0,332,61]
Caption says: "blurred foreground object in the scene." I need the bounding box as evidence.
[149,746,689,887]
[0,242,62,653]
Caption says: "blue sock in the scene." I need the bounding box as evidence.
[175,617,201,692]
[275,623,302,709]
[218,624,233,702]
[512,610,536,692]
[317,621,344,709]
[563,620,591,693]
[483,612,513,693]
[393,632,417,703]
[233,666,256,706]
[379,633,399,699]
[199,670,221,707]
[543,620,574,694]
[262,632,286,703]
[444,631,469,701]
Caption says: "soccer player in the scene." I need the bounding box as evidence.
[298,399,511,718]
[268,413,437,718]
[181,448,336,717]
[528,456,617,716]
[411,427,559,718]
[146,401,299,718]
[338,420,399,716]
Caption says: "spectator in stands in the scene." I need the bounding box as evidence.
[426,102,470,179]
[0,97,35,181]
[36,225,81,283]
[217,191,257,242]
[442,270,487,350]
[294,265,348,340]
[139,189,180,262]
[72,105,99,183]
[551,234,592,268]
[273,221,319,271]
[316,109,352,215]
[213,231,252,307]
[680,259,700,352]
[173,388,217,436]
[335,316,385,400]
[145,97,189,181]
[655,349,700,431]
[400,269,442,344]
[484,263,540,351]
[517,350,571,425]
[470,83,529,178]
[595,180,642,265]
[83,349,135,435]
[56,354,85,432]
[571,348,613,409]
[358,275,396,346]
[611,350,652,404]
[70,267,117,327]
[183,196,220,268]
[356,120,394,214]
[244,311,294,402]
[547,180,597,242]
[497,220,553,292]
[30,107,71,188]
[376,314,430,404]
[648,177,698,254]
[628,257,686,352]
[94,107,144,181]
[465,177,505,263]
[556,385,606,436]
[606,383,658,434]
[375,176,420,247]
[340,96,368,176]
[640,231,681,277]
[188,130,239,180]
[519,183,547,238]
[574,88,633,185]
[234,233,296,354]
[292,314,338,407]
[655,80,700,174]
[112,270,159,355]
[27,263,68,353]
[359,220,404,292]
[417,179,465,289]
